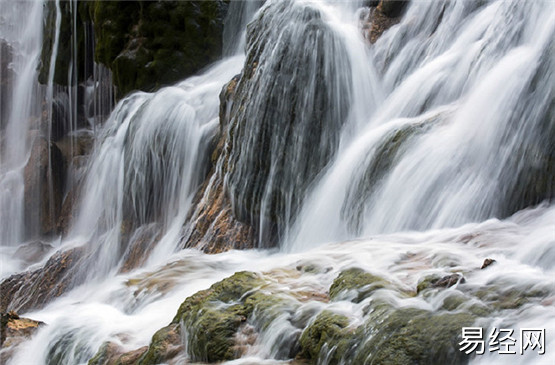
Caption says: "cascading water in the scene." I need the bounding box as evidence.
[0,0,44,249]
[1,0,553,364]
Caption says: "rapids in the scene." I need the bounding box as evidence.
[0,0,553,364]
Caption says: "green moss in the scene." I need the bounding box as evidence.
[353,308,475,365]
[299,311,351,362]
[39,0,94,85]
[329,268,389,302]
[88,342,111,365]
[91,0,229,98]
[166,271,275,362]
[138,324,180,365]
[416,274,442,293]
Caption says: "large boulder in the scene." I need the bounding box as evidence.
[217,1,352,246]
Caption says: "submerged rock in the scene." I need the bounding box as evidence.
[13,241,53,266]
[329,268,390,303]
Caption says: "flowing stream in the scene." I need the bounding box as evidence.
[0,0,553,364]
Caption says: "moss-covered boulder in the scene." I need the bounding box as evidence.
[91,0,229,98]
[134,271,294,364]
[138,324,182,365]
[353,308,475,364]
[329,268,389,303]
[298,311,351,362]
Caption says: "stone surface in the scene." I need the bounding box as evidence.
[0,247,84,313]
[23,136,66,239]
[91,0,229,98]
[0,312,44,363]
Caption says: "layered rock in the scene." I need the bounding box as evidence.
[0,247,84,313]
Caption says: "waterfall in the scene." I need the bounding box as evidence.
[286,0,554,251]
[0,0,43,248]
[1,0,553,364]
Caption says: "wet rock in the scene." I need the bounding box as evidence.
[39,0,94,86]
[433,273,465,288]
[91,1,229,98]
[23,136,66,239]
[0,312,44,347]
[88,342,148,365]
[417,273,465,293]
[182,172,256,253]
[298,311,351,362]
[329,268,389,303]
[481,258,496,269]
[119,223,162,273]
[341,118,438,233]
[181,74,256,253]
[13,241,53,265]
[475,285,550,311]
[0,247,84,313]
[0,312,44,363]
[138,324,182,365]
[379,0,410,18]
[0,40,15,130]
[361,1,409,44]
[222,1,352,245]
[136,271,294,364]
[352,308,474,364]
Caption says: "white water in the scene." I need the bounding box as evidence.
[1,0,554,364]
[0,0,43,248]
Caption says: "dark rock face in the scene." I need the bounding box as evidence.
[0,40,15,131]
[23,137,66,239]
[221,1,352,246]
[91,0,230,98]
[379,0,410,18]
[39,0,95,86]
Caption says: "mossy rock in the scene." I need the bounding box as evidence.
[156,271,291,363]
[475,285,550,311]
[353,308,475,364]
[91,0,229,98]
[329,268,389,302]
[39,0,94,85]
[138,324,181,365]
[298,310,351,362]
[378,0,410,18]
